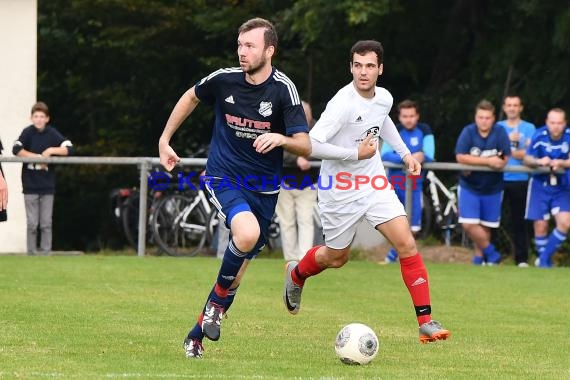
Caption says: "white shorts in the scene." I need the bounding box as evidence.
[318,190,406,249]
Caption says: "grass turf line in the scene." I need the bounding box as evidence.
[0,255,568,379]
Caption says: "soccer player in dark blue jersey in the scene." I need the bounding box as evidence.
[523,108,570,268]
[455,100,511,265]
[158,18,310,358]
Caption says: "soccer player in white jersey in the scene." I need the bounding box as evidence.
[283,40,450,343]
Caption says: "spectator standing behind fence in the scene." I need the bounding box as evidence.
[276,100,319,261]
[455,100,511,265]
[381,99,434,264]
[523,108,570,268]
[0,139,8,222]
[497,95,536,267]
[12,102,74,255]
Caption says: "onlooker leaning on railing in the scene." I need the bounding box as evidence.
[12,102,74,255]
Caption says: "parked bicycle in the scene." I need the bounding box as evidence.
[109,166,179,250]
[151,184,214,257]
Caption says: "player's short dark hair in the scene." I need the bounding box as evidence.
[238,18,278,51]
[475,99,495,114]
[31,101,49,116]
[503,94,524,106]
[397,99,419,114]
[350,40,384,65]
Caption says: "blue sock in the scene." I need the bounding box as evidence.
[211,239,247,304]
[188,285,241,340]
[540,229,566,264]
[534,235,547,256]
[472,255,484,265]
[482,243,501,263]
[386,248,398,262]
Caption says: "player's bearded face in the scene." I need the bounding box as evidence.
[237,28,271,75]
[243,51,268,75]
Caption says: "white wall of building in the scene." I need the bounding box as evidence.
[0,0,37,252]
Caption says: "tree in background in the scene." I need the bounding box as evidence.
[37,0,570,251]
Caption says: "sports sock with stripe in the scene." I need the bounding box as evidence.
[400,253,431,326]
[188,285,240,341]
[211,239,247,304]
[534,235,547,255]
[291,245,324,286]
[541,229,566,262]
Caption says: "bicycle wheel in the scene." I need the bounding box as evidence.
[266,213,281,251]
[152,193,208,257]
[206,208,220,244]
[442,207,464,247]
[121,190,140,248]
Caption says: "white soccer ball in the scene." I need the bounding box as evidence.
[334,323,379,365]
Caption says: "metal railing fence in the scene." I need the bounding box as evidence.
[0,156,556,256]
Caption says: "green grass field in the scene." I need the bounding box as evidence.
[1,255,568,379]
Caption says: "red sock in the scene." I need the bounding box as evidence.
[291,245,324,286]
[400,253,432,326]
[214,283,229,298]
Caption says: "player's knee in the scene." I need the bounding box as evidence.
[556,221,570,234]
[461,223,476,234]
[232,229,260,252]
[327,250,350,268]
[395,235,417,257]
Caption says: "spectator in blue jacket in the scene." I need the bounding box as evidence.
[381,100,434,263]
[13,102,74,255]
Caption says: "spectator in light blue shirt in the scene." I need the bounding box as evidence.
[497,95,535,267]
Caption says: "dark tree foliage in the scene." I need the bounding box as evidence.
[37,0,569,250]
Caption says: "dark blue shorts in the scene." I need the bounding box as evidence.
[205,178,278,258]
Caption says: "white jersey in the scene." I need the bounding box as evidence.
[310,82,410,205]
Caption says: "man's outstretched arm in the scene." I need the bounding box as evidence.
[159,87,201,171]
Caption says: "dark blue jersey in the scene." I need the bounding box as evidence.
[12,125,74,194]
[526,126,570,186]
[455,123,511,194]
[195,67,308,194]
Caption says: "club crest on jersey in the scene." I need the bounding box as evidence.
[258,101,273,117]
[355,126,381,144]
[366,126,380,137]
